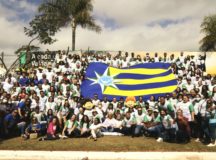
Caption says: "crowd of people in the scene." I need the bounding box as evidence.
[0,51,216,147]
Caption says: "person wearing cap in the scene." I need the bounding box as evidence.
[156,109,175,143]
[91,109,102,123]
[37,66,44,80]
[133,106,145,137]
[122,111,136,137]
[45,64,54,83]
[145,109,163,139]
[143,107,154,129]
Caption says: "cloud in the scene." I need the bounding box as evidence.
[1,0,216,59]
[93,0,216,27]
[41,18,201,52]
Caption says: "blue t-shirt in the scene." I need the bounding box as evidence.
[19,77,29,86]
[28,123,41,131]
[18,101,25,110]
[4,114,19,128]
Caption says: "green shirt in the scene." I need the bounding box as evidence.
[65,120,79,129]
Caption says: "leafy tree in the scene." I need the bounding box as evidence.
[200,14,216,51]
[25,0,101,51]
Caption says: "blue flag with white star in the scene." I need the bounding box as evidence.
[81,62,177,100]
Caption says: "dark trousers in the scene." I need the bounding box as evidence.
[121,125,136,136]
[44,134,60,140]
[194,115,204,139]
[176,130,190,143]
[64,128,81,138]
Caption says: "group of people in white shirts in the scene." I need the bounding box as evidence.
[0,51,216,146]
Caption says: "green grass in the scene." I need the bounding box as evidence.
[0,136,216,152]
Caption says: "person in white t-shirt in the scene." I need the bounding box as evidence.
[89,118,103,141]
[102,113,116,132]
[134,106,145,137]
[92,94,100,107]
[2,78,13,93]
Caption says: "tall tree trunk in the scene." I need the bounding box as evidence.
[72,26,76,51]
[71,18,76,51]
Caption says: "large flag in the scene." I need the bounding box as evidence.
[81,62,177,100]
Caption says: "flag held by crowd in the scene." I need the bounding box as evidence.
[81,62,177,100]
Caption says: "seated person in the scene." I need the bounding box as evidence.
[122,112,136,136]
[80,115,91,137]
[31,106,47,134]
[157,109,175,143]
[144,108,163,139]
[89,117,103,141]
[23,117,41,140]
[101,113,116,132]
[133,106,145,137]
[39,116,60,141]
[4,109,26,138]
[62,114,80,138]
[113,114,123,132]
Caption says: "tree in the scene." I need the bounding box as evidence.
[200,14,216,51]
[26,0,101,51]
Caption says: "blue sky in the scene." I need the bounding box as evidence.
[0,0,216,55]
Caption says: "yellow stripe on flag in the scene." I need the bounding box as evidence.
[115,74,176,85]
[103,85,177,96]
[109,67,168,76]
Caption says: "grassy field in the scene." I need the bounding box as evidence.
[0,136,216,152]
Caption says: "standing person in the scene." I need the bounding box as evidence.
[176,95,195,136]
[39,116,60,141]
[175,109,191,143]
[205,100,216,147]
[158,96,175,118]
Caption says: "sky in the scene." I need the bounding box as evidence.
[1,0,216,55]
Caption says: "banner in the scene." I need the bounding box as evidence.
[81,62,178,100]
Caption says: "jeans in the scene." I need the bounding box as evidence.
[209,124,216,143]
[161,128,176,142]
[147,124,163,138]
[121,125,136,136]
[176,130,190,143]
[134,125,144,137]
[44,133,60,140]
[17,122,26,135]
[101,127,114,132]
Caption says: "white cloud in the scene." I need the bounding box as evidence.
[42,18,202,52]
[1,0,216,60]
